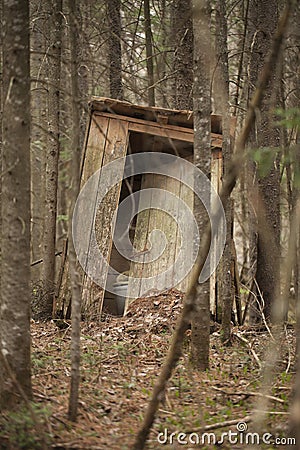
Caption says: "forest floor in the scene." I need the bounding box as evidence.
[0,290,296,450]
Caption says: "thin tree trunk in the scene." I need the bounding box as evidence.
[30,1,47,282]
[76,0,89,150]
[290,1,300,332]
[232,0,249,117]
[287,198,300,448]
[155,0,169,107]
[171,0,193,110]
[0,0,2,289]
[248,0,281,322]
[67,0,82,422]
[215,0,234,343]
[190,0,211,370]
[41,0,62,320]
[144,0,155,106]
[0,0,32,408]
[106,0,123,100]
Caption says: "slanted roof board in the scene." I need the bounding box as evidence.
[90,96,223,135]
[93,110,223,148]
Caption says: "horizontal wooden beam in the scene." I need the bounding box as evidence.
[93,111,223,148]
[90,96,224,134]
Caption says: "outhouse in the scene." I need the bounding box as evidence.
[74,97,225,319]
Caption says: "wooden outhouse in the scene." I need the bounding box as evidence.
[77,97,224,319]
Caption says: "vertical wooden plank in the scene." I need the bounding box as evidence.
[81,116,109,186]
[72,115,109,319]
[210,154,222,315]
[158,171,181,292]
[81,118,129,318]
[175,177,194,292]
[96,119,129,301]
[171,154,195,293]
[139,173,168,295]
[57,116,109,318]
[127,173,154,303]
[77,117,109,271]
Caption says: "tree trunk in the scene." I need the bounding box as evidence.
[171,0,193,110]
[155,0,170,107]
[289,1,300,326]
[144,0,155,106]
[40,0,62,320]
[67,0,82,422]
[76,0,90,150]
[288,4,300,438]
[0,0,2,289]
[215,0,234,343]
[30,1,47,282]
[248,0,280,322]
[106,0,123,100]
[0,0,32,408]
[191,0,211,370]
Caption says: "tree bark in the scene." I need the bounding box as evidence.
[191,0,211,370]
[30,1,47,282]
[0,1,2,290]
[76,0,89,150]
[215,0,234,343]
[67,0,82,422]
[40,0,62,320]
[144,0,155,106]
[0,0,32,408]
[106,0,123,100]
[248,0,281,322]
[171,0,193,110]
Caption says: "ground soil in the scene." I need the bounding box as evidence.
[0,290,296,449]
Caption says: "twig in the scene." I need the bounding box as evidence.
[284,324,292,374]
[211,386,284,403]
[252,410,290,415]
[186,415,252,433]
[233,332,262,368]
[241,279,255,325]
[0,157,20,179]
[31,251,63,267]
[253,279,275,339]
[158,408,176,416]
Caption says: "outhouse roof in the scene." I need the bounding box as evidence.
[89,97,224,135]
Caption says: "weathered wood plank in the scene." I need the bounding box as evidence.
[127,173,154,304]
[77,116,110,318]
[139,174,168,296]
[155,168,181,292]
[209,156,223,314]
[94,111,193,142]
[81,116,109,186]
[81,118,129,318]
[90,96,225,135]
[93,111,223,147]
[175,175,195,293]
